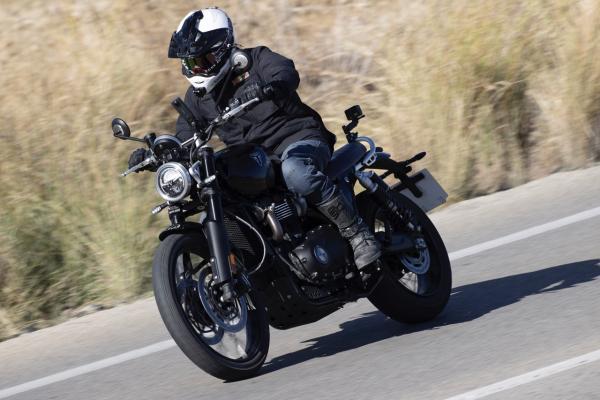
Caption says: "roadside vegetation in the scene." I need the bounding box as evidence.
[1,0,600,340]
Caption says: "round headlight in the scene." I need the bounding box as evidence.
[155,162,192,202]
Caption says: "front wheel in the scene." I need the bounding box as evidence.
[152,233,269,381]
[363,192,452,323]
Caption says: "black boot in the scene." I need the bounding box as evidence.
[317,191,381,270]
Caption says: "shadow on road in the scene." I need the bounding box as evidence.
[260,259,600,375]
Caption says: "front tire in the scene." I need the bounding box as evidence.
[152,233,269,380]
[363,192,452,323]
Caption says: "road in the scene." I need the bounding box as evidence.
[1,166,600,400]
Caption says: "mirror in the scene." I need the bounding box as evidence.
[111,117,131,139]
[344,105,364,122]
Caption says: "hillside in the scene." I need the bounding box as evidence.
[1,0,599,339]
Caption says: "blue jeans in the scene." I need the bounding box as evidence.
[281,139,336,205]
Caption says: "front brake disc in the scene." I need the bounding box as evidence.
[197,268,248,333]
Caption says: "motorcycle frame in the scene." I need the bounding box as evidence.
[151,101,429,329]
[156,146,421,330]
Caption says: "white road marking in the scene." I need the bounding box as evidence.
[444,348,600,400]
[1,205,600,398]
[0,340,175,399]
[448,206,600,261]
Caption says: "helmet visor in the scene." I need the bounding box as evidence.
[182,53,219,76]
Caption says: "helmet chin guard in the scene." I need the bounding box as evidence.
[185,58,232,97]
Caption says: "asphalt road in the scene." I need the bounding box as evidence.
[1,166,600,400]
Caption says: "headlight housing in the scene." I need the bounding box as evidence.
[155,162,192,202]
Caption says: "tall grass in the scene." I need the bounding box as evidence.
[1,0,600,339]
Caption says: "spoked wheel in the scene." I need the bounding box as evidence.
[364,192,451,323]
[152,233,269,381]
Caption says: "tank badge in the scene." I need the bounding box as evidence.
[250,151,264,166]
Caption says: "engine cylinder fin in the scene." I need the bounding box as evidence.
[273,201,294,220]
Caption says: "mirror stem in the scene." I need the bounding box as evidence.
[120,136,147,143]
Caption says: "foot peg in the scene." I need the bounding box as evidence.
[358,260,383,291]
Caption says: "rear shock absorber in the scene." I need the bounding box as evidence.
[355,171,412,227]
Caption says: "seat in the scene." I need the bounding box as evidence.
[325,141,367,179]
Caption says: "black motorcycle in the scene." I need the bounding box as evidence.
[112,96,451,381]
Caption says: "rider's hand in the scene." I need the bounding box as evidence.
[261,81,286,100]
[240,82,266,103]
[128,148,150,171]
[240,81,286,103]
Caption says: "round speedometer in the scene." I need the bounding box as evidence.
[151,135,182,161]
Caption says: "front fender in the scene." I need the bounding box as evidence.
[158,222,204,241]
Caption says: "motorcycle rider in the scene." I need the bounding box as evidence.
[128,7,381,271]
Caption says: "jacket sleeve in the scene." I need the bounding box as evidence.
[175,86,207,141]
[254,46,300,93]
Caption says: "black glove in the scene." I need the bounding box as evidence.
[262,81,286,100]
[240,81,287,103]
[240,82,265,103]
[128,148,150,171]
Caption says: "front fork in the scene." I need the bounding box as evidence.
[198,147,236,301]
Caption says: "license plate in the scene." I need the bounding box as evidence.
[394,169,447,213]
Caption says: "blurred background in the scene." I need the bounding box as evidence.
[1,0,599,340]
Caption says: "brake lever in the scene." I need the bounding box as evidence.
[181,97,261,151]
[221,97,260,122]
[120,155,157,177]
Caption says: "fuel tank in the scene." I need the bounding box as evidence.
[215,144,276,196]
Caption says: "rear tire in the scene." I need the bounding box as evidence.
[363,192,451,323]
[153,233,269,381]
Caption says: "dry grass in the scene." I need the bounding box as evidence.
[1,0,600,339]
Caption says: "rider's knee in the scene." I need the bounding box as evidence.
[281,157,316,197]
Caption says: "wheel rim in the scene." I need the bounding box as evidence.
[399,237,431,275]
[373,207,441,297]
[172,249,258,361]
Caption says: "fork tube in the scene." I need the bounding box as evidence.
[199,147,233,290]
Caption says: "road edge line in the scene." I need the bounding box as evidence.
[0,340,175,399]
[443,348,600,400]
[448,206,600,261]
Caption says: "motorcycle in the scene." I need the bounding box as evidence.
[111,96,451,381]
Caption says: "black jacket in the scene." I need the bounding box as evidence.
[175,46,335,155]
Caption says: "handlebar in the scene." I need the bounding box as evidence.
[219,97,260,122]
[120,96,261,177]
[180,96,261,148]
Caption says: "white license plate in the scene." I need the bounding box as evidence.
[395,169,447,213]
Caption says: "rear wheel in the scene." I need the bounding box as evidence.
[363,192,451,323]
[152,233,269,381]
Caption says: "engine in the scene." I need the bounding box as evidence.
[289,225,352,284]
[257,195,352,285]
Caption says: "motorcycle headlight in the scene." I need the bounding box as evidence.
[155,162,192,202]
